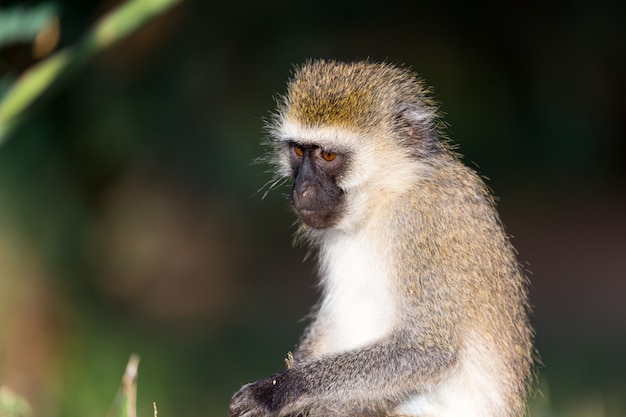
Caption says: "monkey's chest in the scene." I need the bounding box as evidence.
[318,239,397,352]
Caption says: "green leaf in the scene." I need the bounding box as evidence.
[0,0,182,147]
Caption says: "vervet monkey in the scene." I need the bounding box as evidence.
[229,59,533,417]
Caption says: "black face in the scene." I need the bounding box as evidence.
[288,142,346,229]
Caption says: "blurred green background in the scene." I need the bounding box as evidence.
[0,0,624,416]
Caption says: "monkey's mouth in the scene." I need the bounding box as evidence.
[295,207,338,229]
[291,184,345,230]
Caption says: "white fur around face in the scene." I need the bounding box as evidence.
[316,228,397,353]
[277,121,419,186]
[275,120,382,190]
[275,120,428,232]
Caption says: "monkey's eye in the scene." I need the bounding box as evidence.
[293,145,304,157]
[321,151,336,161]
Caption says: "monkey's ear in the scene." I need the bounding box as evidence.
[394,103,436,145]
[398,103,434,126]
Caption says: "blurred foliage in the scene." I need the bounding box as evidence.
[0,0,624,417]
[0,0,182,144]
[0,3,57,48]
[0,385,32,417]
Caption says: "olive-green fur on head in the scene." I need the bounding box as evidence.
[279,59,438,135]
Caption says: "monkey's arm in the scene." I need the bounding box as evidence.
[229,330,457,417]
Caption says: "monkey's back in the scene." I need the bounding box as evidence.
[388,155,533,417]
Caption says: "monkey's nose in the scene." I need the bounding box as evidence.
[294,182,319,209]
[296,181,313,199]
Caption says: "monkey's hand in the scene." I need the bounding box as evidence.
[229,371,305,417]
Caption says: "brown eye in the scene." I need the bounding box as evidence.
[294,145,304,157]
[321,151,336,161]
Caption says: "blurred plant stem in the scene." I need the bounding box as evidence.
[107,354,140,417]
[0,0,182,146]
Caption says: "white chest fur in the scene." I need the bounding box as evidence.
[317,230,396,353]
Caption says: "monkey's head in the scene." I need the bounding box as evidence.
[268,59,442,231]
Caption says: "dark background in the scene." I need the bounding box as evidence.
[0,1,625,416]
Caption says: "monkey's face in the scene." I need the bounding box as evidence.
[270,60,440,231]
[288,142,346,229]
